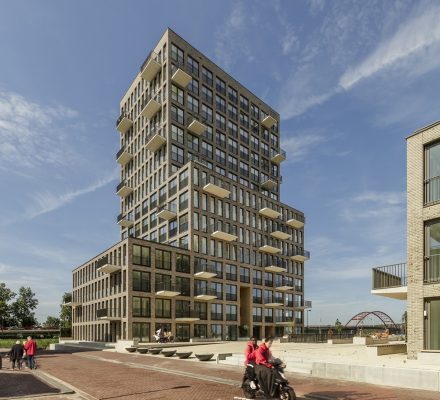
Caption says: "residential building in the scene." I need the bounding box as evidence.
[69,28,309,343]
[372,120,440,359]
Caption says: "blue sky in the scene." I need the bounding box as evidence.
[1,0,439,325]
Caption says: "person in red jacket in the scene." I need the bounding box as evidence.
[24,336,37,370]
[244,336,258,365]
[254,336,276,397]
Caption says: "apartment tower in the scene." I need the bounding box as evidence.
[70,29,309,343]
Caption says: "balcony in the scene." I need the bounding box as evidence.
[116,146,133,165]
[96,308,121,321]
[63,301,81,307]
[265,262,286,273]
[209,223,238,242]
[116,181,133,197]
[175,310,201,322]
[202,178,231,199]
[194,262,217,279]
[271,223,291,240]
[157,204,177,220]
[187,115,208,136]
[285,214,305,229]
[278,316,294,325]
[259,206,281,219]
[171,63,192,88]
[256,240,282,254]
[145,125,166,152]
[140,93,162,120]
[371,263,407,300]
[261,115,277,129]
[155,282,181,297]
[264,297,283,307]
[270,148,286,164]
[290,248,310,262]
[117,213,133,228]
[116,113,133,134]
[140,51,162,82]
[195,287,217,301]
[261,178,277,191]
[96,256,121,275]
[277,281,294,291]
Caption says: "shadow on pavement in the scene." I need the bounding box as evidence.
[99,385,192,399]
[306,391,374,400]
[0,372,61,398]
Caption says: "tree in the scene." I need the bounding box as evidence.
[43,316,60,328]
[11,287,38,328]
[335,318,343,334]
[0,282,16,329]
[60,292,72,328]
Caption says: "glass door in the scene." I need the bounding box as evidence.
[425,298,440,350]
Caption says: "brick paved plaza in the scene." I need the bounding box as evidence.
[3,349,439,400]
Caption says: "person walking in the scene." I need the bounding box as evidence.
[9,341,24,370]
[23,336,37,370]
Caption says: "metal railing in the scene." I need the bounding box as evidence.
[175,309,201,319]
[289,248,310,259]
[194,261,218,276]
[208,222,237,236]
[288,333,355,343]
[282,213,306,224]
[270,148,286,159]
[116,180,130,192]
[96,308,121,319]
[116,112,131,128]
[424,176,440,205]
[424,255,440,283]
[145,123,165,143]
[117,213,132,223]
[194,287,217,297]
[255,239,282,249]
[372,263,407,289]
[155,281,182,293]
[200,176,231,192]
[262,259,286,270]
[157,203,177,214]
[140,51,161,73]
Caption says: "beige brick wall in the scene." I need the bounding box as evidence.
[407,121,440,358]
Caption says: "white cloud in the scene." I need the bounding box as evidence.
[352,191,405,206]
[281,133,327,162]
[25,170,118,219]
[339,4,440,90]
[0,90,79,169]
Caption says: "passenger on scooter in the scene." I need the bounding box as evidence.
[244,335,258,365]
[254,336,276,398]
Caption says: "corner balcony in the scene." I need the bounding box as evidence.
[202,178,231,199]
[285,214,305,229]
[371,263,407,300]
[97,308,121,321]
[116,146,133,166]
[96,256,121,275]
[261,177,277,191]
[194,261,217,279]
[264,297,283,307]
[270,148,286,164]
[157,203,177,220]
[175,310,201,322]
[195,287,217,301]
[209,223,238,242]
[187,115,208,136]
[63,301,81,307]
[140,93,162,120]
[116,113,133,134]
[256,240,282,254]
[116,181,133,197]
[155,282,181,297]
[290,248,310,262]
[271,223,291,240]
[171,63,192,88]
[259,206,281,219]
[140,51,162,82]
[145,125,166,152]
[261,114,277,129]
[117,213,133,228]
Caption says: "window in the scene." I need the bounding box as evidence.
[172,85,184,105]
[201,141,213,158]
[226,284,237,301]
[171,43,184,63]
[226,304,237,321]
[210,303,223,320]
[187,94,199,113]
[195,302,207,320]
[240,95,249,111]
[132,297,150,317]
[201,104,213,122]
[179,170,188,188]
[187,134,199,151]
[176,276,190,296]
[133,271,150,292]
[228,138,238,154]
[228,103,238,121]
[194,324,207,337]
[179,213,188,232]
[215,148,226,165]
[171,144,184,163]
[133,245,150,266]
[211,282,223,300]
[169,220,177,238]
[216,113,226,131]
[253,307,262,322]
[240,266,250,283]
[425,141,440,204]
[228,120,238,137]
[202,85,213,104]
[253,269,262,285]
[168,178,177,196]
[179,191,189,211]
[132,322,150,342]
[216,95,226,113]
[155,249,171,270]
[216,77,226,95]
[155,298,171,318]
[171,105,184,124]
[228,86,238,103]
[187,55,199,76]
[188,78,199,95]
[202,67,213,86]
[226,264,237,280]
[253,288,262,303]
[425,219,440,283]
[240,112,249,128]
[176,253,190,273]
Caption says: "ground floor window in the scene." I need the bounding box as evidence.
[132,322,150,342]
[425,297,440,350]
[226,325,238,340]
[194,324,207,338]
[155,323,172,336]
[210,324,223,339]
[176,324,190,341]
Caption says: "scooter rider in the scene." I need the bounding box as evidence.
[254,336,276,398]
[242,336,258,387]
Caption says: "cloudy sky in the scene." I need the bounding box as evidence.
[1,0,439,325]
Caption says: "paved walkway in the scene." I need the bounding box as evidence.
[28,350,440,400]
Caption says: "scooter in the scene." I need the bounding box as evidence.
[241,360,296,400]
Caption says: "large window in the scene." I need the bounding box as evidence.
[425,219,440,283]
[210,303,223,320]
[226,304,237,321]
[132,322,150,342]
[425,141,440,204]
[132,297,150,317]
[155,298,171,318]
[176,253,190,273]
[133,245,150,266]
[155,249,171,270]
[133,271,150,292]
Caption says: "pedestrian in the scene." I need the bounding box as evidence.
[23,336,37,370]
[9,341,24,370]
[22,340,28,368]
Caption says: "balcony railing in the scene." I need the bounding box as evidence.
[372,263,407,289]
[155,281,182,296]
[171,62,192,88]
[255,239,282,254]
[96,308,121,320]
[157,203,177,220]
[208,222,238,241]
[194,287,217,299]
[270,148,286,164]
[175,310,201,320]
[194,261,218,278]
[201,176,231,198]
[289,248,310,261]
[424,255,440,283]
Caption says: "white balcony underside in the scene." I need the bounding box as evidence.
[287,219,304,229]
[194,271,217,279]
[141,59,161,81]
[261,180,277,190]
[203,183,230,198]
[157,209,176,220]
[171,68,192,88]
[259,245,281,254]
[117,117,133,134]
[271,231,291,240]
[117,186,133,197]
[265,302,284,307]
[63,302,81,307]
[98,316,121,321]
[277,286,294,291]
[196,294,217,300]
[155,290,180,297]
[211,231,237,242]
[290,255,309,262]
[265,265,285,273]
[141,99,161,119]
[261,115,277,129]
[97,264,121,274]
[259,207,281,219]
[118,219,133,228]
[117,151,133,165]
[188,120,207,135]
[371,286,407,300]
[271,153,286,164]
[175,317,200,322]
[145,134,166,152]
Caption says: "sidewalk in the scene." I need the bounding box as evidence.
[35,350,440,400]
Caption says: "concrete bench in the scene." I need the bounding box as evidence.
[353,336,389,345]
[327,338,353,344]
[216,353,233,363]
[366,343,407,356]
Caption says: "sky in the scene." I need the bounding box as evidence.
[1,0,439,326]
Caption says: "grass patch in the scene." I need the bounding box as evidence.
[0,338,59,350]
